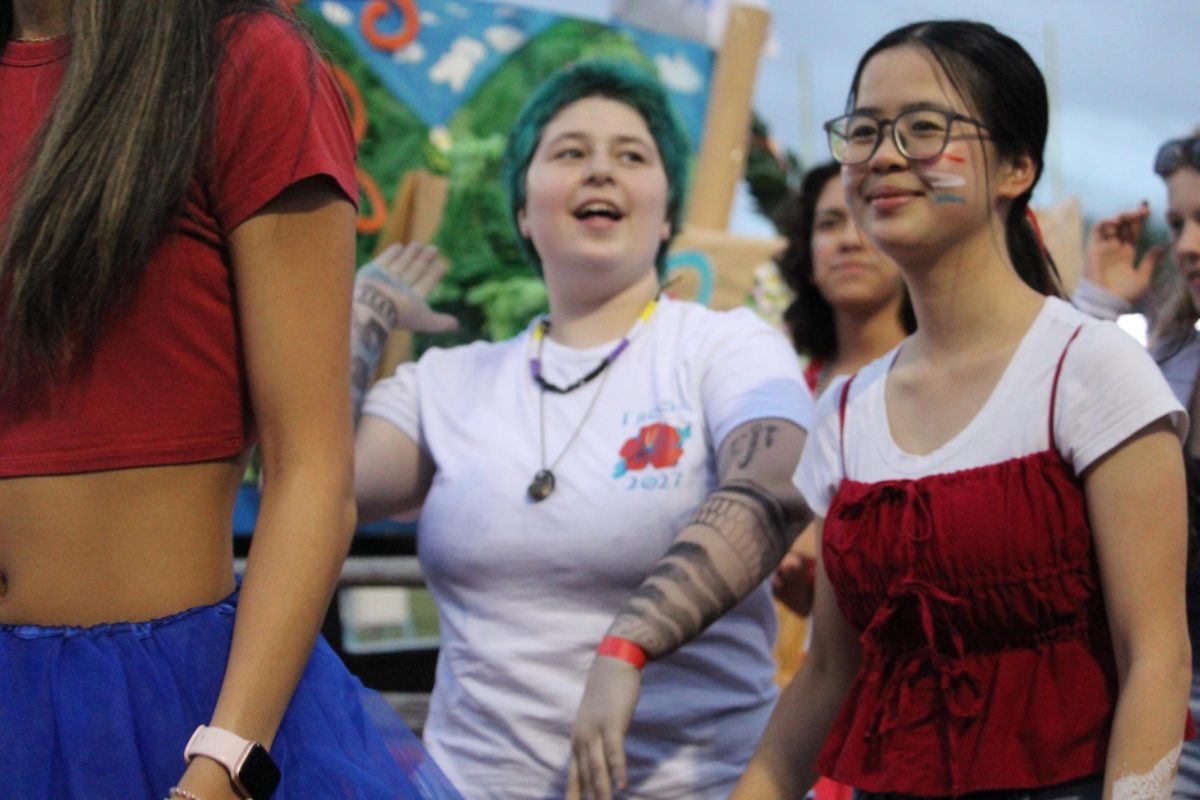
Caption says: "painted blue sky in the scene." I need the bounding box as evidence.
[307,0,714,148]
[495,0,1199,235]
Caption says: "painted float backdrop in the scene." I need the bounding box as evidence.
[291,0,715,342]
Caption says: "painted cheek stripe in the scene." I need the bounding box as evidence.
[933,193,966,205]
[926,171,966,188]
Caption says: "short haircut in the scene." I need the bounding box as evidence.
[502,59,690,275]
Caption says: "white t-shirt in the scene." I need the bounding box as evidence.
[363,297,812,799]
[797,296,1186,516]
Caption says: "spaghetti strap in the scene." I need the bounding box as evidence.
[1047,325,1084,448]
[838,374,857,479]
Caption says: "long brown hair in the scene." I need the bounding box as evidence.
[0,0,293,390]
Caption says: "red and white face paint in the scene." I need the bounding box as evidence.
[924,150,969,204]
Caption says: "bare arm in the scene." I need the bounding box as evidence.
[567,417,811,800]
[733,518,861,800]
[354,412,435,522]
[1087,419,1191,799]
[176,178,359,797]
[773,520,818,617]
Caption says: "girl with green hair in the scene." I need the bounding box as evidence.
[354,58,814,799]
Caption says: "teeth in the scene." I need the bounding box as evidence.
[576,202,621,218]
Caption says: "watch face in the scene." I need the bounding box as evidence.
[238,743,281,800]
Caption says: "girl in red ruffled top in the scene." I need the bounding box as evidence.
[736,19,1192,800]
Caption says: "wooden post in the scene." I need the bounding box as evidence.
[685,4,770,231]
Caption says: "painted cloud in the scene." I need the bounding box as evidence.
[319,0,353,27]
[429,37,488,93]
[392,41,426,64]
[655,51,703,94]
[484,25,525,54]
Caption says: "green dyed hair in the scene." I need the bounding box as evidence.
[502,59,690,276]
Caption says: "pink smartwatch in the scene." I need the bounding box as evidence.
[184,725,280,800]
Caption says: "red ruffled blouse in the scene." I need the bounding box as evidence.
[816,328,1187,795]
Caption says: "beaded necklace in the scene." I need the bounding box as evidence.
[529,297,656,394]
[526,296,657,502]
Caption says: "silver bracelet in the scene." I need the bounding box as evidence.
[169,788,203,800]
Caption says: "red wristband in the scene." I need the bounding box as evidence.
[597,636,648,670]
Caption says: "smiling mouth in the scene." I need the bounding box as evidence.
[866,188,920,202]
[574,202,624,221]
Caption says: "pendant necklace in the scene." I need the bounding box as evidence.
[526,296,657,502]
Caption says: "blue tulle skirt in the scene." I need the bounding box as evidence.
[0,588,463,799]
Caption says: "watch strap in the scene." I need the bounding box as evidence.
[184,725,278,799]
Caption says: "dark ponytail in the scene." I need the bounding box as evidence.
[1006,202,1061,296]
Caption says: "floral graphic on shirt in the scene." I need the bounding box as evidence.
[613,423,691,478]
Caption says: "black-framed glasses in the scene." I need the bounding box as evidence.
[1154,136,1200,178]
[824,108,991,165]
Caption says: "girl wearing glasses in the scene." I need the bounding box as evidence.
[735,19,1190,800]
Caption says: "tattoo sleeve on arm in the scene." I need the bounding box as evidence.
[727,422,779,470]
[606,478,797,658]
[349,280,399,424]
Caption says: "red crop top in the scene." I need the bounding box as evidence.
[0,14,357,477]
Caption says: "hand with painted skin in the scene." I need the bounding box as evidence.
[1084,201,1166,305]
[565,656,643,800]
[355,241,459,335]
[350,241,458,421]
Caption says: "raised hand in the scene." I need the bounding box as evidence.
[1083,201,1165,305]
[350,241,458,421]
[355,241,459,335]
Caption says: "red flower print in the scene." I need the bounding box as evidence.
[619,423,685,472]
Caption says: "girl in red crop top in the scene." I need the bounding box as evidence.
[735,20,1191,800]
[0,3,456,799]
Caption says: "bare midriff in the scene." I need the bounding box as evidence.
[0,458,246,626]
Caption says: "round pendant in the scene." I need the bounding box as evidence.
[527,469,556,502]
